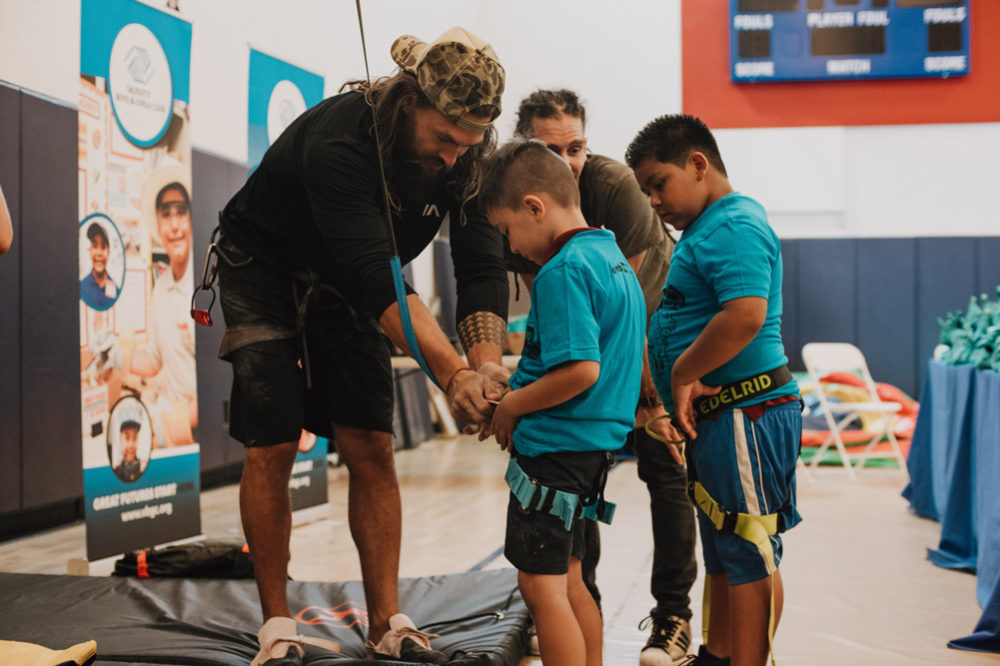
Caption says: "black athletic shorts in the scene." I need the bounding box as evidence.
[217,238,394,446]
[503,449,610,575]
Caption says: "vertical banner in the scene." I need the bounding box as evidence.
[247,48,325,172]
[79,0,199,561]
[248,48,329,511]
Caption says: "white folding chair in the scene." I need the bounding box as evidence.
[800,343,908,479]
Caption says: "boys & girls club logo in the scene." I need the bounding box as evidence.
[267,80,308,144]
[109,22,173,147]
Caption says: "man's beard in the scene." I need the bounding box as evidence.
[393,159,451,192]
[391,117,452,204]
[392,151,450,207]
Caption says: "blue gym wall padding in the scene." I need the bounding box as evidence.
[857,238,917,398]
[18,88,82,510]
[780,237,999,398]
[0,82,22,515]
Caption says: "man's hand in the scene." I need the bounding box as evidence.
[637,403,685,464]
[447,368,497,433]
[477,361,511,402]
[671,378,721,440]
[644,412,687,465]
[635,403,666,430]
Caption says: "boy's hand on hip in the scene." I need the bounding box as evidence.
[672,379,721,440]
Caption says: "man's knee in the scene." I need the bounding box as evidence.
[335,426,395,475]
[245,441,299,478]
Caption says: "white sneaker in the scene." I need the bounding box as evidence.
[367,613,448,664]
[250,616,340,666]
[638,615,692,666]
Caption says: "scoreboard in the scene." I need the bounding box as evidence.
[730,0,970,82]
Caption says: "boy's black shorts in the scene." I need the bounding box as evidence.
[217,238,394,446]
[503,449,610,575]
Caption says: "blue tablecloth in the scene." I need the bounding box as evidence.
[903,360,1000,653]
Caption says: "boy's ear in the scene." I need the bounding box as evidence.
[522,193,545,219]
[689,151,710,180]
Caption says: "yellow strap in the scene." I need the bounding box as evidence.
[702,575,711,645]
[693,481,779,665]
[643,414,686,453]
[646,415,781,664]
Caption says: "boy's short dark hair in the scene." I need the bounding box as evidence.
[514,89,586,138]
[625,113,727,176]
[87,222,109,246]
[480,139,581,213]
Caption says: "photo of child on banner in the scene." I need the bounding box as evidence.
[108,397,154,483]
[121,162,197,448]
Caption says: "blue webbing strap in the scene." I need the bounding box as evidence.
[356,0,441,391]
[390,256,440,389]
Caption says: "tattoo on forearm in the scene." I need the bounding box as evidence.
[458,311,506,351]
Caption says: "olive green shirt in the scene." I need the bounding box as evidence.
[506,153,673,321]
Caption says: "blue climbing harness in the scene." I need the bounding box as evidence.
[504,457,616,531]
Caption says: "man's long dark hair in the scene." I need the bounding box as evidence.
[342,72,497,224]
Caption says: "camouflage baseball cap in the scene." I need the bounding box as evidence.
[391,26,505,133]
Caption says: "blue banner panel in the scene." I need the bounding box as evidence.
[290,435,329,512]
[84,450,201,560]
[82,0,191,102]
[248,49,324,172]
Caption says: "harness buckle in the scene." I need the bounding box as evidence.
[721,511,738,533]
[191,227,221,327]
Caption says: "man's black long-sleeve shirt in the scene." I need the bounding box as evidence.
[221,91,508,324]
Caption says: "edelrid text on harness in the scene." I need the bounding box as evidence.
[504,456,616,531]
[691,365,792,420]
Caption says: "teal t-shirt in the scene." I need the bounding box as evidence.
[647,193,798,410]
[510,229,645,457]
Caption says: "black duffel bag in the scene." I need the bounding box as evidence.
[113,538,254,578]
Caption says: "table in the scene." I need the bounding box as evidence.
[903,360,1000,653]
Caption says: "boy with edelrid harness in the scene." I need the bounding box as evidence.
[479,139,645,666]
[627,115,802,666]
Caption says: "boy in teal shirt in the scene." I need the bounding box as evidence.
[626,115,802,666]
[480,140,645,666]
